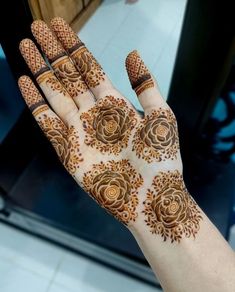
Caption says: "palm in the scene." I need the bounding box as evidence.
[19,18,201,243]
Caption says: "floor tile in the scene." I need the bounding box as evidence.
[79,0,133,58]
[48,282,72,292]
[0,257,49,292]
[54,251,159,292]
[79,0,186,108]
[0,223,63,279]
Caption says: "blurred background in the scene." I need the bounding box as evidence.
[0,0,235,291]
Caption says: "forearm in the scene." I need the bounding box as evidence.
[129,204,235,292]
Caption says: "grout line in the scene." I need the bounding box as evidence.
[98,4,135,59]
[46,255,64,292]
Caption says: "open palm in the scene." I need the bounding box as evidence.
[18,18,201,242]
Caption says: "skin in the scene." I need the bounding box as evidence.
[18,18,235,291]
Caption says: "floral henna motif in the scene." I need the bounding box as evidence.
[81,96,137,155]
[126,50,154,95]
[72,47,105,88]
[53,59,88,97]
[82,160,143,224]
[38,114,83,174]
[50,17,105,88]
[143,171,202,242]
[132,108,179,162]
[44,75,68,96]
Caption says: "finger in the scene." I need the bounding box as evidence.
[125,50,167,114]
[50,17,113,97]
[18,75,67,137]
[18,76,82,174]
[20,38,80,125]
[31,20,95,110]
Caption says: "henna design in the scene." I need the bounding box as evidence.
[53,58,88,97]
[50,17,105,88]
[126,50,154,95]
[38,114,83,174]
[81,96,137,155]
[132,108,179,162]
[143,171,202,242]
[18,76,48,114]
[82,160,143,224]
[31,20,88,96]
[72,47,105,88]
[31,20,64,61]
[51,17,80,51]
[45,74,69,96]
[20,39,48,76]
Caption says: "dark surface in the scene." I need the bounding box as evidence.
[168,0,235,168]
[9,142,144,261]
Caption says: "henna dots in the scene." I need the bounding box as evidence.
[143,171,202,242]
[81,96,137,155]
[38,114,83,174]
[50,17,105,88]
[82,160,143,224]
[132,108,179,162]
[126,50,154,96]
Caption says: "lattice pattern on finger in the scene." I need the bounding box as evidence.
[126,50,154,95]
[31,20,65,61]
[18,76,47,112]
[50,17,82,51]
[20,39,47,75]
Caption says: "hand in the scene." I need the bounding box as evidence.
[18,18,202,242]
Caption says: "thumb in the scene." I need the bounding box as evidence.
[125,50,166,114]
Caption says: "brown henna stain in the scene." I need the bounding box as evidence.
[53,58,88,97]
[50,17,80,52]
[19,39,48,76]
[50,17,105,88]
[82,159,143,224]
[80,96,137,155]
[38,114,83,174]
[143,171,202,242]
[126,50,154,95]
[71,47,105,88]
[31,20,64,61]
[18,76,48,116]
[132,108,179,162]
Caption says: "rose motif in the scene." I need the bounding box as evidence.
[57,62,80,83]
[48,129,70,165]
[77,51,92,76]
[140,114,177,151]
[91,170,131,212]
[151,186,190,229]
[94,106,130,144]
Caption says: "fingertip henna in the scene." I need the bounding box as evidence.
[50,17,82,51]
[126,50,154,95]
[19,39,49,76]
[31,20,65,62]
[18,76,48,115]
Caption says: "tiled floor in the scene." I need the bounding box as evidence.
[0,223,160,292]
[79,0,187,110]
